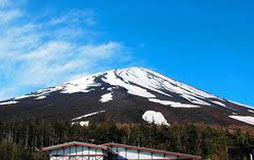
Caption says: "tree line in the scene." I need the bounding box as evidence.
[0,119,253,160]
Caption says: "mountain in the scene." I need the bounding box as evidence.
[1,67,254,127]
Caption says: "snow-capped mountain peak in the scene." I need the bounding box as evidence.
[0,67,253,127]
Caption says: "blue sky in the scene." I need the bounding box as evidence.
[0,0,253,106]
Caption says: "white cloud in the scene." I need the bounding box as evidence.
[15,41,123,85]
[0,9,22,24]
[49,9,96,26]
[0,0,10,8]
[0,2,130,100]
[79,41,122,59]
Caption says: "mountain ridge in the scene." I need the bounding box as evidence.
[0,67,254,127]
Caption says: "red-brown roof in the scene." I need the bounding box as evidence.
[42,141,107,151]
[42,141,201,159]
[102,143,202,160]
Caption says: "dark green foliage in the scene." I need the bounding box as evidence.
[0,138,25,160]
[0,119,253,160]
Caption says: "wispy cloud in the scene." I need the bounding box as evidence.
[49,9,96,26]
[0,0,10,8]
[0,1,130,100]
[0,10,22,24]
[15,41,122,85]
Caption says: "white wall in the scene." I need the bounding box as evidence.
[110,146,177,160]
[49,146,104,160]
[48,145,180,160]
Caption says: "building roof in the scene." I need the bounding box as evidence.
[103,143,202,160]
[42,141,107,151]
[42,141,201,159]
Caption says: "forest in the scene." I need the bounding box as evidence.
[0,119,253,160]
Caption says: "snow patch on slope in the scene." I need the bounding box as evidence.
[71,121,89,127]
[35,96,46,100]
[212,101,227,107]
[142,110,170,126]
[0,101,18,105]
[141,67,217,99]
[15,95,33,100]
[102,71,156,98]
[9,86,65,101]
[100,92,113,103]
[149,98,200,108]
[180,94,211,106]
[80,121,89,126]
[12,74,101,100]
[229,115,254,125]
[110,67,217,107]
[148,98,173,105]
[115,68,173,97]
[61,76,100,94]
[72,110,106,121]
[37,86,64,95]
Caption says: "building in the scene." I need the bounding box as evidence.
[42,141,108,160]
[104,143,201,160]
[42,141,202,160]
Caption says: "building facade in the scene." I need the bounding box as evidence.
[42,141,201,160]
[42,142,108,160]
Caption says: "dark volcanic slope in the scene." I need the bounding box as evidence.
[0,67,254,127]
